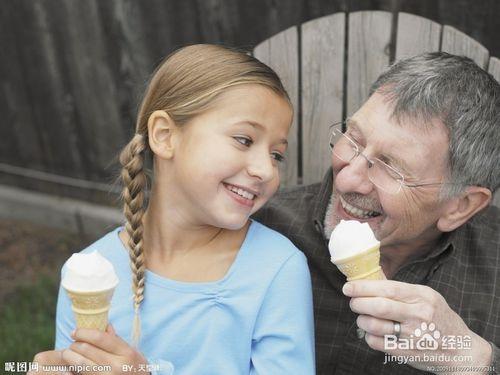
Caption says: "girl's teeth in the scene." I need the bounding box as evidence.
[228,185,255,200]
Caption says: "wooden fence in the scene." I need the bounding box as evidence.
[0,3,499,206]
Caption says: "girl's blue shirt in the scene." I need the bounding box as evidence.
[55,220,315,374]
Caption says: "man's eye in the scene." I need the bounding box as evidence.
[271,152,285,163]
[233,136,253,147]
[344,131,359,144]
[349,135,362,146]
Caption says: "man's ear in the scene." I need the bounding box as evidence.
[147,110,178,160]
[437,187,492,232]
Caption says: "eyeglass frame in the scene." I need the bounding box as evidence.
[328,120,453,194]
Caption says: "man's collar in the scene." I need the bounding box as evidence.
[312,168,334,235]
[418,230,456,263]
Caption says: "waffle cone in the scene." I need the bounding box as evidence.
[332,244,384,281]
[64,287,116,331]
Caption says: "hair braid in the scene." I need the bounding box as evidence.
[119,133,148,347]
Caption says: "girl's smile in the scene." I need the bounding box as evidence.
[223,182,258,208]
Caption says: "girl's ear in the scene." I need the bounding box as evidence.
[147,110,178,160]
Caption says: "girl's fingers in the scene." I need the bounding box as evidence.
[70,341,114,369]
[30,350,70,375]
[72,328,129,356]
[106,324,116,335]
[61,349,98,374]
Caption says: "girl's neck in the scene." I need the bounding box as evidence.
[128,200,248,283]
[142,207,224,257]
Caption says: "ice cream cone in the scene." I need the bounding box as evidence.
[332,244,384,281]
[64,286,116,331]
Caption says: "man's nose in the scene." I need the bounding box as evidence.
[333,153,374,194]
[247,150,275,182]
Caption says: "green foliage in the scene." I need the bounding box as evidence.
[0,274,59,367]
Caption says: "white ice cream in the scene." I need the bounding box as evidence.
[329,220,379,262]
[62,250,119,292]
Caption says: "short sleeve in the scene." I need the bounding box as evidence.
[250,251,315,374]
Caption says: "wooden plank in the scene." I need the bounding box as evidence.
[347,11,392,117]
[0,1,43,169]
[301,13,345,184]
[23,1,87,179]
[395,12,441,60]
[61,0,125,178]
[441,25,489,68]
[254,26,299,187]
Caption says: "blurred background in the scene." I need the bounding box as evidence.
[1,0,499,368]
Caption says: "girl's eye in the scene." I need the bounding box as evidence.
[271,152,285,163]
[233,136,253,147]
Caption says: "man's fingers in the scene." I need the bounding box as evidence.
[72,328,128,356]
[350,296,414,322]
[357,315,395,336]
[364,332,386,352]
[343,280,428,303]
[356,314,414,340]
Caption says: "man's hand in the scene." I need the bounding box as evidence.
[343,280,493,374]
[61,324,150,374]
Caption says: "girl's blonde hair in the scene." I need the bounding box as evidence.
[118,44,290,347]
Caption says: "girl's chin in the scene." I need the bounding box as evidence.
[212,214,251,231]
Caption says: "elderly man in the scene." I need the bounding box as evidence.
[254,52,499,374]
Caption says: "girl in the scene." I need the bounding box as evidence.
[32,44,314,374]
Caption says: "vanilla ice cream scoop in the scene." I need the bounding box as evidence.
[329,220,379,262]
[62,250,119,292]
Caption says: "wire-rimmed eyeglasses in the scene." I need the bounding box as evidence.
[328,121,451,194]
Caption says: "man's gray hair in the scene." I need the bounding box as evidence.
[370,52,500,200]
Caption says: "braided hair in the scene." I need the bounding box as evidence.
[119,133,147,346]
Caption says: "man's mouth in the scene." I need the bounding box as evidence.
[339,195,381,219]
[223,183,257,201]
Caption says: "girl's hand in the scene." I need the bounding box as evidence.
[28,350,71,375]
[62,324,150,374]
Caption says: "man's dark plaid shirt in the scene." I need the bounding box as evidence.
[253,169,500,375]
